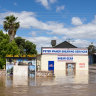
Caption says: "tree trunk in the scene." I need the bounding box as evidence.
[8,30,16,42]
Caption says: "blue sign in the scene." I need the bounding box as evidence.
[48,61,54,72]
[58,56,73,61]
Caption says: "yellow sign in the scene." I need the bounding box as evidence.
[6,54,36,57]
[14,55,19,57]
[27,55,36,57]
[22,55,26,57]
[6,55,13,57]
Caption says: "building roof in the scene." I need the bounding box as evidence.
[54,41,77,48]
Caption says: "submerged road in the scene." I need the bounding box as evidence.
[89,65,96,73]
[0,66,96,96]
[0,83,96,96]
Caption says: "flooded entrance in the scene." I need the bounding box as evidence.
[0,67,96,96]
[66,63,76,75]
[48,61,54,72]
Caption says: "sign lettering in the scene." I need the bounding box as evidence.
[42,48,88,55]
[58,56,73,61]
[79,63,85,68]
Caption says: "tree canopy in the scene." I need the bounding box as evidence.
[3,15,20,42]
[25,40,37,55]
[15,37,25,55]
[0,30,20,69]
[15,37,37,55]
[0,15,37,69]
[88,43,96,55]
[0,30,37,69]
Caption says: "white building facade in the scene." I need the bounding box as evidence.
[37,41,88,76]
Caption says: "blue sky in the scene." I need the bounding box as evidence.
[0,0,96,53]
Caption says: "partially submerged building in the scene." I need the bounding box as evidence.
[6,41,88,77]
[37,41,88,76]
[6,55,36,77]
[6,55,37,86]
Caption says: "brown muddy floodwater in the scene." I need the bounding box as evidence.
[0,71,96,96]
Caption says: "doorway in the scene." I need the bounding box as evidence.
[48,61,54,73]
[66,63,76,75]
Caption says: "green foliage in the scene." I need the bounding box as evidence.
[0,57,6,69]
[0,30,20,69]
[3,15,20,32]
[6,40,20,55]
[0,30,9,69]
[88,44,96,55]
[25,40,37,55]
[15,37,37,55]
[14,37,25,55]
[0,15,37,69]
[0,30,37,69]
[0,30,9,57]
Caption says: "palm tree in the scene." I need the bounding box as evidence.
[3,15,20,42]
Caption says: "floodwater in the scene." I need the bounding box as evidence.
[0,71,96,96]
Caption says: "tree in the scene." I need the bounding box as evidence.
[3,15,20,42]
[88,43,96,55]
[25,40,37,55]
[0,30,37,69]
[0,30,20,69]
[0,30,9,57]
[6,40,20,56]
[14,37,25,55]
[0,30,9,69]
[15,37,37,55]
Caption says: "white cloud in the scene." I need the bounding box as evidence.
[56,5,65,12]
[61,37,91,48]
[72,39,91,48]
[92,15,96,24]
[36,0,57,9]
[49,0,57,3]
[1,11,96,52]
[24,36,60,53]
[0,11,36,28]
[0,11,96,40]
[72,17,83,25]
[14,2,17,6]
[0,11,64,31]
[29,31,37,36]
[24,35,92,53]
[36,0,49,9]
[64,23,96,39]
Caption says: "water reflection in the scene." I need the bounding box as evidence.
[13,76,28,87]
[1,71,96,96]
[75,71,88,84]
[0,76,5,87]
[6,76,13,87]
[1,70,89,87]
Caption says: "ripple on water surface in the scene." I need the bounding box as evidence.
[0,72,96,96]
